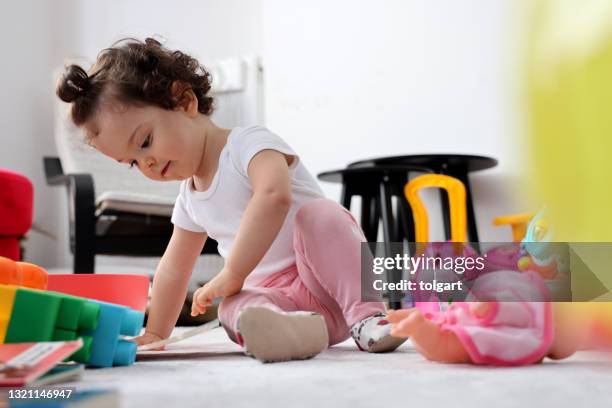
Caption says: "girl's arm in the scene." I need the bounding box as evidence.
[137,225,207,342]
[190,149,291,315]
[226,149,292,280]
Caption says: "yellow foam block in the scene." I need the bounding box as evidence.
[0,283,17,344]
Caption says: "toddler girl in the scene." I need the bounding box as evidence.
[56,38,405,362]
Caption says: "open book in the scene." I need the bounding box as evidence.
[0,340,83,387]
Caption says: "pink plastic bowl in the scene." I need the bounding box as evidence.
[47,274,150,312]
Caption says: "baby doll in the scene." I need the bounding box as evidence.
[388,270,583,365]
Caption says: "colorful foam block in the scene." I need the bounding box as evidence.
[83,299,143,367]
[0,256,48,290]
[0,284,17,342]
[0,283,144,368]
[47,273,149,312]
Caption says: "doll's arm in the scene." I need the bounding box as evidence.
[387,308,472,363]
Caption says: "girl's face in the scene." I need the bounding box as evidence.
[85,100,205,182]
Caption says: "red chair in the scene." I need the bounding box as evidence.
[0,168,34,260]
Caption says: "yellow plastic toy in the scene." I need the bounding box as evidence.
[403,174,467,243]
[493,212,535,242]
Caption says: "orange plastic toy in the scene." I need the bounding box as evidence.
[0,256,48,289]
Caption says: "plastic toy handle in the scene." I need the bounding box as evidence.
[493,213,535,242]
[404,174,467,242]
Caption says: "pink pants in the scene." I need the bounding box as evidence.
[218,198,386,346]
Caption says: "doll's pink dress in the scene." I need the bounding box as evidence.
[422,270,554,366]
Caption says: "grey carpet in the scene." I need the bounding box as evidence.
[68,327,612,408]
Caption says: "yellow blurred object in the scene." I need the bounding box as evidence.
[527,0,612,345]
[493,212,535,242]
[527,0,612,244]
[404,174,467,243]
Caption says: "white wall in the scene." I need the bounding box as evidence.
[0,0,263,268]
[0,1,60,266]
[262,0,529,241]
[57,0,263,65]
[1,0,529,268]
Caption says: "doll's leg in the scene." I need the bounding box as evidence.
[387,309,471,363]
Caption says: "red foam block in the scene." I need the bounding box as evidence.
[47,274,150,312]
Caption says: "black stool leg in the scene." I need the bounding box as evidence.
[379,180,396,244]
[372,194,381,241]
[379,177,401,309]
[398,191,416,254]
[341,183,352,210]
[439,189,451,241]
[360,194,378,242]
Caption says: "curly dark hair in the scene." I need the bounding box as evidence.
[56,37,214,126]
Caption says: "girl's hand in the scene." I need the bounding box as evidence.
[132,331,165,351]
[191,268,244,316]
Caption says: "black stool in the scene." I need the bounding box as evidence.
[348,154,498,243]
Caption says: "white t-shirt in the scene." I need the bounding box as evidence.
[171,125,325,285]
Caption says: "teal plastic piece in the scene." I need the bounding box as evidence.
[114,339,138,366]
[82,300,144,367]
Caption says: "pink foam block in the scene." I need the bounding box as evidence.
[47,274,150,312]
